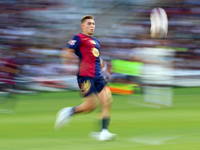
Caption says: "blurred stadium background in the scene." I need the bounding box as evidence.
[0,0,200,149]
[1,0,200,91]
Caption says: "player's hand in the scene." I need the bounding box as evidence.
[101,61,113,79]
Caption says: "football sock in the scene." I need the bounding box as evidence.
[102,117,110,130]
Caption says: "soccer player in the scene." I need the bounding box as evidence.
[55,15,116,141]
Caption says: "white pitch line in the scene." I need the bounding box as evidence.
[130,136,179,145]
[129,132,199,145]
[0,108,15,114]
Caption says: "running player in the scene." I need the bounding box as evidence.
[55,15,116,141]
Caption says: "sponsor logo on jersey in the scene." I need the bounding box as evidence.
[81,80,91,95]
[68,40,76,45]
[90,40,96,45]
[92,48,99,57]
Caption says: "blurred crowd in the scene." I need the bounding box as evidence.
[0,0,200,89]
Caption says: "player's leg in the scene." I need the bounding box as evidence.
[55,77,98,131]
[54,94,98,131]
[94,76,116,141]
[72,94,98,113]
[97,86,112,121]
[97,86,116,141]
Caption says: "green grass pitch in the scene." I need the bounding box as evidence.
[0,87,200,150]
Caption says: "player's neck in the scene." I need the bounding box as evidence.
[82,32,93,37]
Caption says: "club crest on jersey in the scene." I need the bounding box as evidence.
[90,40,96,45]
[92,48,99,57]
[81,80,91,95]
[68,40,76,45]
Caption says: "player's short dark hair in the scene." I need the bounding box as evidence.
[81,15,94,24]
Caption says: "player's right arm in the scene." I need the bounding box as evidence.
[61,47,75,65]
[61,35,81,65]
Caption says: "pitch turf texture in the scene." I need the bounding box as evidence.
[0,87,200,150]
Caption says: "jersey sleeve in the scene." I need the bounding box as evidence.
[96,39,100,45]
[68,35,81,52]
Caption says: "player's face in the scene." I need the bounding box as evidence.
[82,19,95,36]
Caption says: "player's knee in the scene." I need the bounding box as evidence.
[102,95,113,108]
[98,86,113,108]
[106,87,113,106]
[107,96,113,107]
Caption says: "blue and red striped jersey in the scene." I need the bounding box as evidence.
[68,33,102,77]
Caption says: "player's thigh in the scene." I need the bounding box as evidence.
[81,94,98,109]
[96,86,113,106]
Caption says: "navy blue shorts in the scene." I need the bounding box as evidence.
[77,76,107,97]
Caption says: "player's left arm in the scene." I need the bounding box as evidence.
[100,58,104,69]
[100,58,113,78]
[61,48,76,65]
[100,58,110,71]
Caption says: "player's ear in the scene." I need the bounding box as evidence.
[81,24,85,30]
